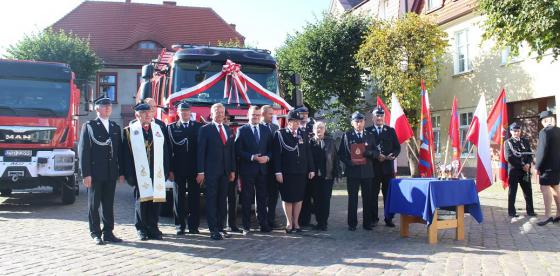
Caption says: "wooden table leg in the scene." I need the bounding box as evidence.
[400,215,410,237]
[456,205,465,240]
[428,209,438,244]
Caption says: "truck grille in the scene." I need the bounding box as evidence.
[0,126,56,144]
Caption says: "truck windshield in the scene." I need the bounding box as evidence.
[0,78,70,117]
[173,61,278,106]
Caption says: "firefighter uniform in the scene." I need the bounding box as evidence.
[78,96,123,245]
[504,122,535,217]
[296,105,316,227]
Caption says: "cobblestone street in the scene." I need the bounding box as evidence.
[1,181,559,275]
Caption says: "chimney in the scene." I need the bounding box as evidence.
[229,24,236,30]
[163,1,176,6]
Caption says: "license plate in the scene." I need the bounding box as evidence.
[4,150,32,157]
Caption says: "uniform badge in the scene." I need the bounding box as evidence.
[134,130,140,136]
[355,147,361,155]
[155,131,162,137]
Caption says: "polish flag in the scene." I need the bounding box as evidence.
[389,94,414,144]
[376,96,391,125]
[466,96,493,192]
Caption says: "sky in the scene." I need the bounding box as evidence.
[0,0,331,55]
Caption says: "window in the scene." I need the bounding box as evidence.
[97,72,117,103]
[454,29,471,74]
[432,115,441,155]
[138,41,158,50]
[501,46,524,65]
[427,0,442,11]
[459,112,473,156]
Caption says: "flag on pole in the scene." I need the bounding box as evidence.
[449,96,461,168]
[376,96,391,125]
[487,89,509,188]
[466,95,493,192]
[389,94,414,144]
[419,81,435,177]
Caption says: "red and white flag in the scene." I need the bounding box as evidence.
[389,94,414,144]
[376,96,391,125]
[466,95,493,192]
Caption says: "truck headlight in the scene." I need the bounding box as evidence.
[54,155,74,171]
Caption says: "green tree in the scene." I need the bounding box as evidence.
[479,0,560,61]
[356,13,447,127]
[5,28,102,84]
[276,13,370,130]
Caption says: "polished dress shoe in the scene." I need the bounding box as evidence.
[188,229,200,234]
[176,229,186,235]
[92,236,105,245]
[537,217,554,226]
[149,234,163,240]
[210,232,223,240]
[103,233,123,243]
[509,214,520,218]
[284,227,293,234]
[385,219,396,228]
[137,231,148,241]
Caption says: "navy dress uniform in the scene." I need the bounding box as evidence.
[366,107,400,227]
[296,105,316,227]
[262,121,280,228]
[79,96,123,244]
[167,102,203,234]
[122,103,170,240]
[504,122,536,217]
[338,112,379,231]
[272,110,315,204]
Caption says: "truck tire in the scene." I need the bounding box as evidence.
[0,189,12,196]
[61,176,76,204]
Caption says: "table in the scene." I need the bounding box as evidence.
[384,178,483,244]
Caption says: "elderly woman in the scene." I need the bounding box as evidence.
[273,109,315,233]
[309,121,340,231]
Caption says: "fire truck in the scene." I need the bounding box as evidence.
[0,59,81,204]
[137,44,294,215]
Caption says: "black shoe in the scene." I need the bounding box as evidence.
[220,231,232,238]
[188,229,200,234]
[148,233,163,240]
[229,227,242,233]
[385,219,396,228]
[103,233,123,243]
[537,217,554,226]
[260,226,272,233]
[527,213,538,217]
[137,231,148,241]
[210,232,223,240]
[553,217,560,223]
[363,225,373,231]
[285,227,293,234]
[348,226,356,231]
[509,214,520,218]
[313,224,327,231]
[176,229,186,235]
[92,236,105,245]
[294,227,302,233]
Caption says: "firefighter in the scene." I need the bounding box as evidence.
[296,105,316,227]
[504,122,536,218]
[79,96,124,245]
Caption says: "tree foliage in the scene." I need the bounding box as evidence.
[5,28,102,84]
[356,13,447,127]
[275,14,370,131]
[479,0,560,61]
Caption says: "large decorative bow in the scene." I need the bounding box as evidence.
[222,60,250,104]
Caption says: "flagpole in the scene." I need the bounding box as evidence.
[455,145,474,178]
[442,136,451,173]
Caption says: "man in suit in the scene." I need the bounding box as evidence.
[196,103,236,240]
[297,105,316,227]
[504,122,536,218]
[236,106,274,234]
[339,112,379,231]
[223,112,241,233]
[167,102,203,235]
[535,111,560,226]
[79,96,124,245]
[260,105,280,229]
[122,103,170,241]
[366,106,400,227]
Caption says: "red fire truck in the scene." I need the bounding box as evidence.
[137,45,294,214]
[0,59,81,204]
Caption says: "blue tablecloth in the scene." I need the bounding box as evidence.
[384,178,483,225]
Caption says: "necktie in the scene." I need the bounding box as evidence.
[377,127,381,135]
[218,124,227,145]
[358,133,362,140]
[253,125,260,143]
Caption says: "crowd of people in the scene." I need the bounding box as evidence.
[79,96,560,246]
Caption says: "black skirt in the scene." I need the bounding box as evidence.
[280,173,307,203]
[539,170,560,186]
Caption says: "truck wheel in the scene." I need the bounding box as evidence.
[61,176,76,204]
[0,189,12,196]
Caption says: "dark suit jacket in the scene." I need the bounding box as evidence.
[505,137,533,172]
[79,118,123,182]
[261,121,279,135]
[338,130,378,179]
[366,125,401,175]
[235,123,273,176]
[310,135,340,180]
[197,122,236,177]
[536,125,560,172]
[273,128,315,175]
[167,120,202,178]
[122,124,170,187]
